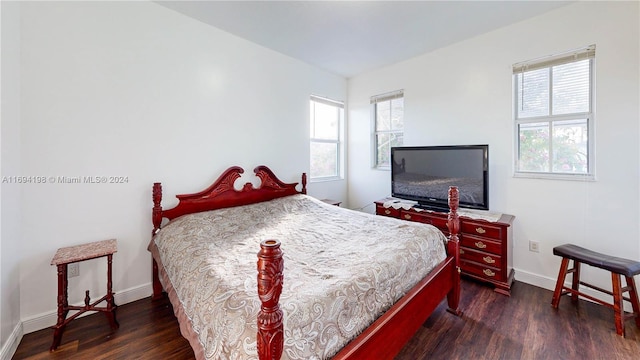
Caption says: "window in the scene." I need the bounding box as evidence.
[513,45,595,180]
[310,95,343,180]
[372,90,404,168]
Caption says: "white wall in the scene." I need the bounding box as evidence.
[348,1,640,293]
[16,0,346,335]
[1,1,23,357]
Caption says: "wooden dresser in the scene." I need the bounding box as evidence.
[375,199,515,296]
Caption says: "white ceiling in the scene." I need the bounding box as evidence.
[157,1,572,78]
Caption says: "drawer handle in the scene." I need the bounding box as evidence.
[476,227,486,234]
[483,256,495,264]
[404,214,412,220]
[384,209,391,215]
[460,249,465,255]
[483,269,496,277]
[474,241,487,249]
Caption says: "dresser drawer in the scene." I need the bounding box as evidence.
[460,235,501,254]
[461,259,504,282]
[460,247,503,268]
[399,210,448,229]
[376,205,400,218]
[461,220,503,239]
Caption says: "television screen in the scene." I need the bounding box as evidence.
[391,145,489,211]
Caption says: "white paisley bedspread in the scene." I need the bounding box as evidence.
[150,194,447,360]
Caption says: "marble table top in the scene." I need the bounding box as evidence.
[51,239,117,265]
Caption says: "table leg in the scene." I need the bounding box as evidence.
[50,264,68,351]
[104,254,119,329]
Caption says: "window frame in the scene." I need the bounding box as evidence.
[372,90,404,169]
[513,46,596,181]
[309,95,344,182]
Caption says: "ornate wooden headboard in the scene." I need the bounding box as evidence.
[152,165,307,235]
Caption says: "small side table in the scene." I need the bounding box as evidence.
[50,239,119,351]
[321,199,342,207]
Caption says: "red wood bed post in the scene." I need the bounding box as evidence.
[152,182,163,236]
[151,182,164,300]
[446,186,462,315]
[257,239,284,360]
[301,173,307,195]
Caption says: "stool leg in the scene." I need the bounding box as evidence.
[571,261,581,304]
[625,276,640,328]
[552,257,570,308]
[612,273,625,336]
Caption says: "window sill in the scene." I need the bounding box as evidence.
[310,176,343,183]
[513,172,596,182]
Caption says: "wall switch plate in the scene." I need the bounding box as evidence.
[529,241,540,253]
[69,263,79,277]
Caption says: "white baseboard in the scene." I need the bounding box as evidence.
[0,322,23,360]
[513,267,558,291]
[21,282,152,335]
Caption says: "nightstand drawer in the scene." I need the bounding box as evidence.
[460,235,501,254]
[376,205,400,218]
[460,247,502,268]
[461,221,503,239]
[461,259,504,282]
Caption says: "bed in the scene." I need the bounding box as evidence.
[148,165,461,359]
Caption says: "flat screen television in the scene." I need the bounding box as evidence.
[391,145,489,211]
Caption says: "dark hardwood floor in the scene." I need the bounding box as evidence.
[13,279,640,359]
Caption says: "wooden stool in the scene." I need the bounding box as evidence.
[551,244,640,337]
[50,239,119,351]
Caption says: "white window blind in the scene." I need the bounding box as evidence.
[372,90,404,168]
[513,45,595,180]
[512,45,595,73]
[370,89,404,104]
[311,95,344,109]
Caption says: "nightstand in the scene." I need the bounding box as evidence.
[50,239,119,351]
[321,199,341,206]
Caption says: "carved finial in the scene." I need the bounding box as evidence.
[243,182,254,192]
[257,239,284,360]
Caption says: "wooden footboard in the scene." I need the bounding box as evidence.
[256,186,462,360]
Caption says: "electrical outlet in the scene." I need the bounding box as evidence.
[69,263,79,277]
[529,241,540,253]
